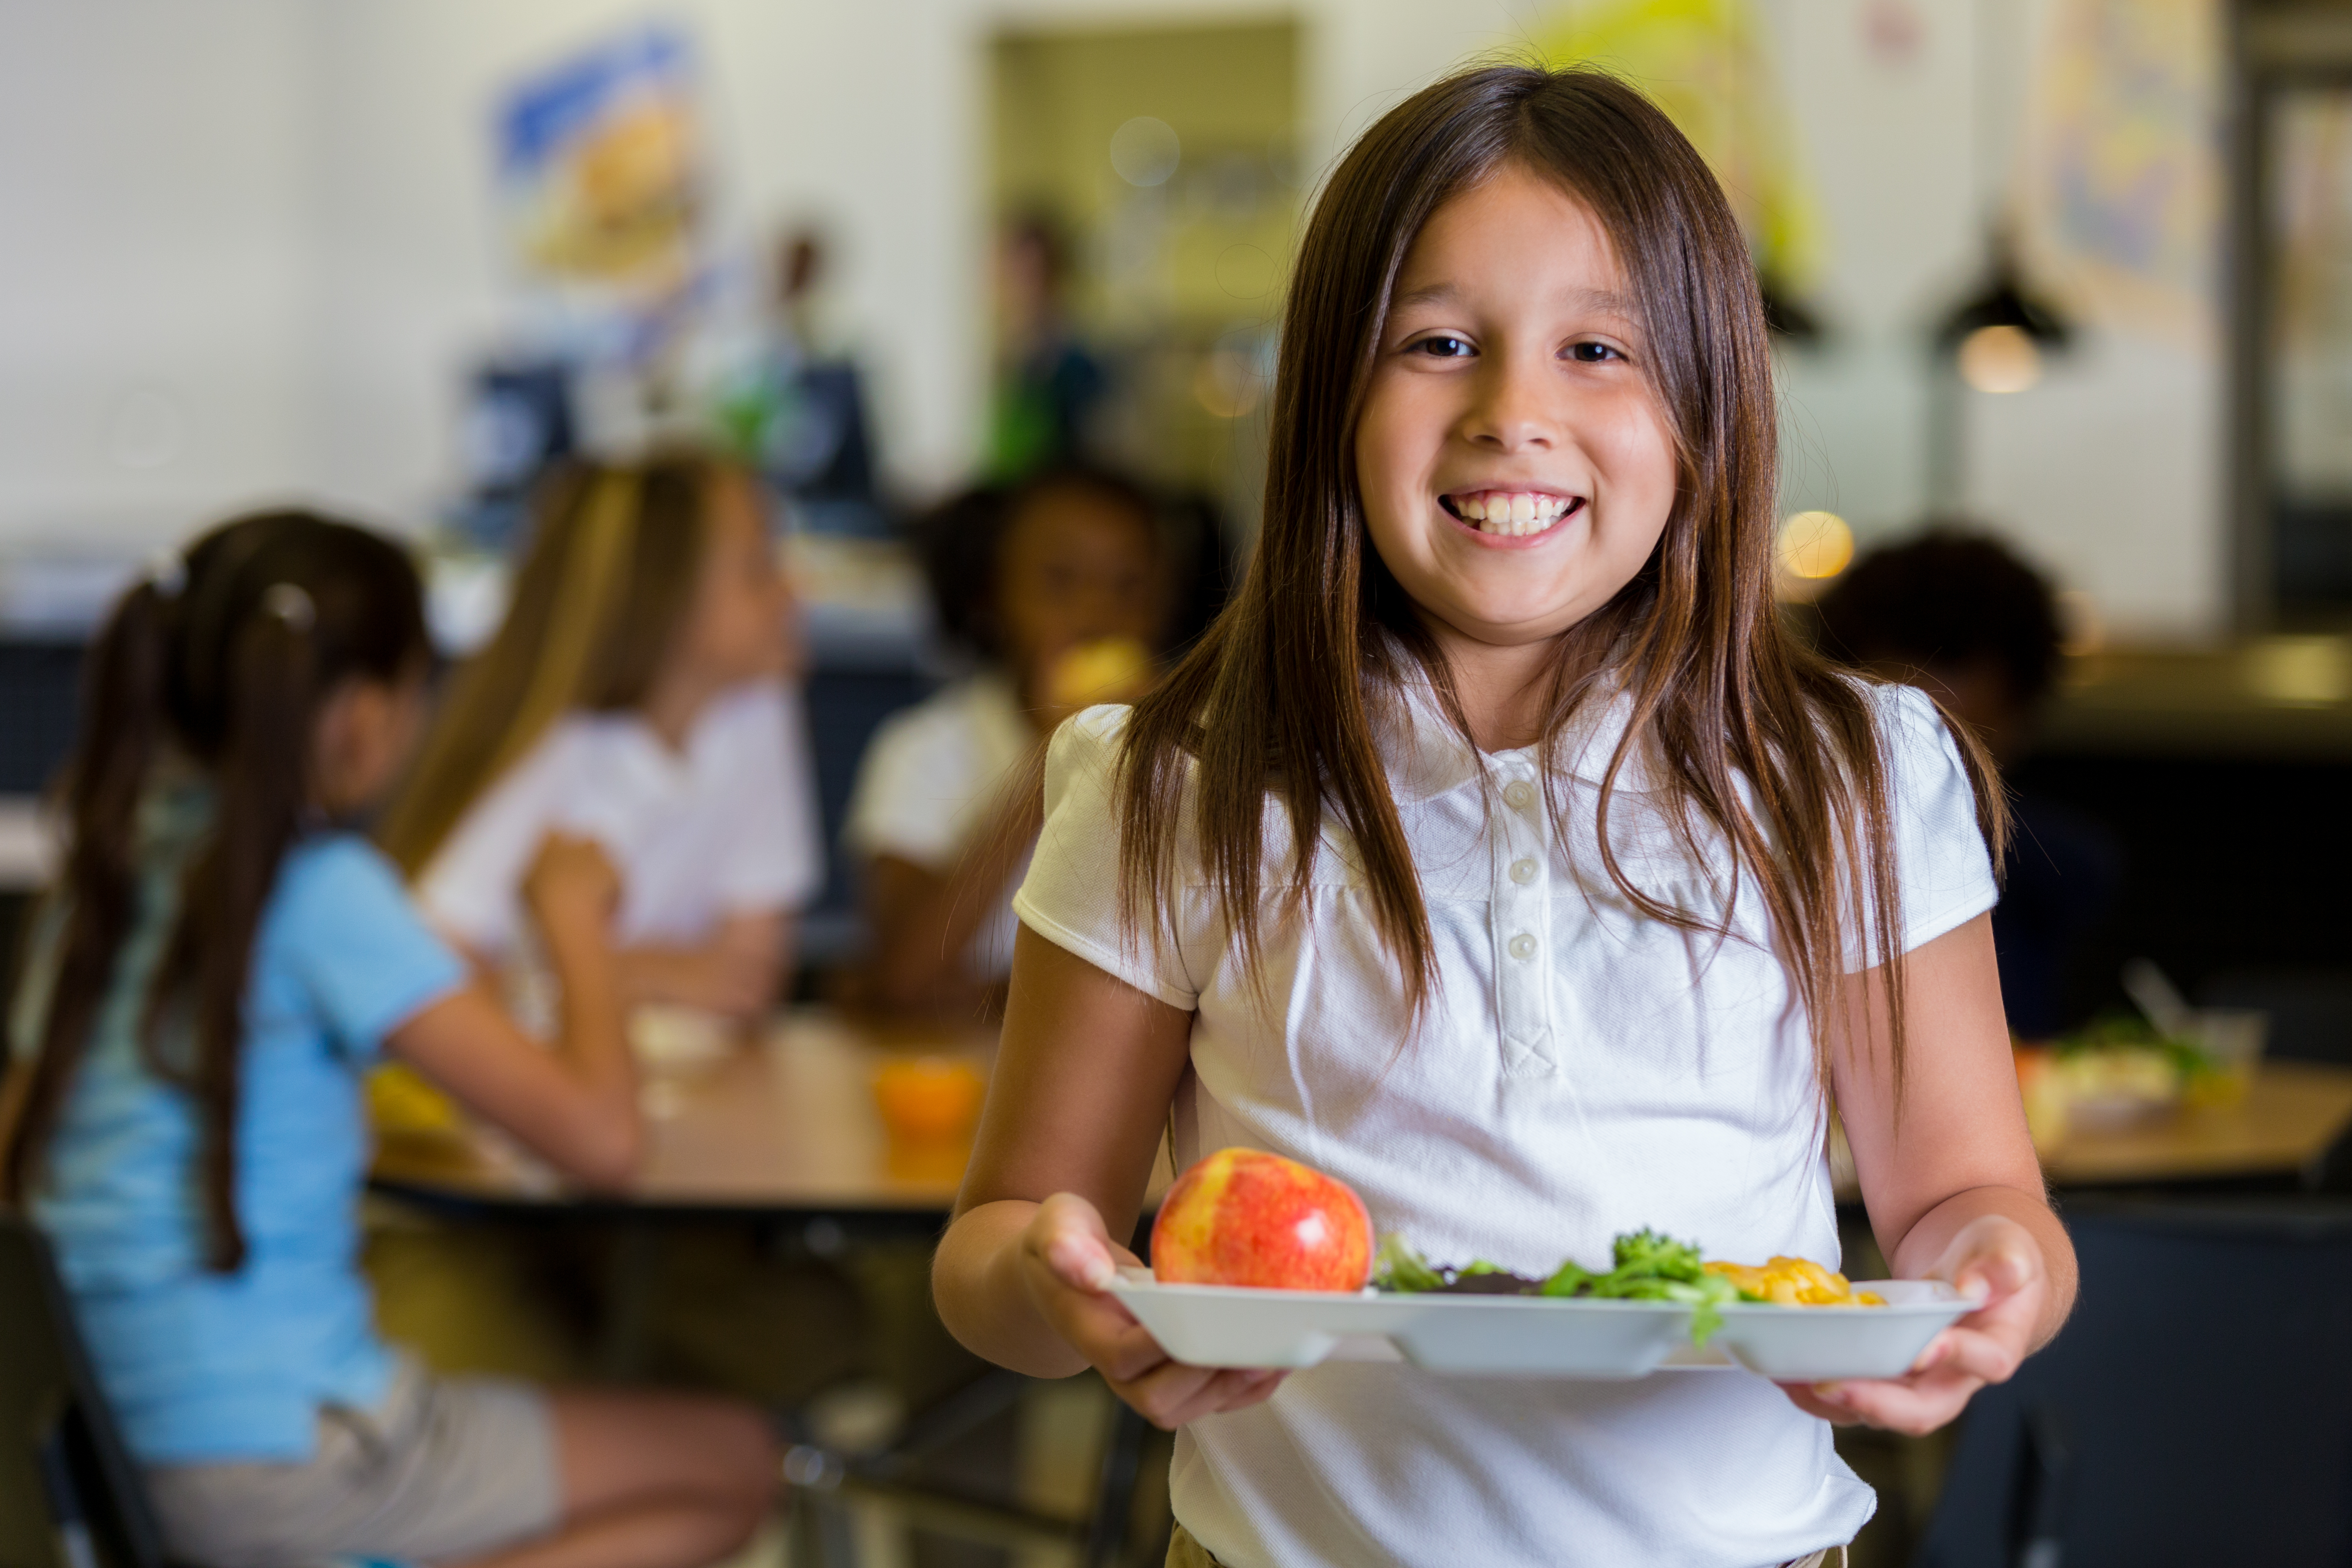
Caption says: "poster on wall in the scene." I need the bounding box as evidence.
[2018,0,2221,346]
[1535,0,1820,305]
[496,23,708,349]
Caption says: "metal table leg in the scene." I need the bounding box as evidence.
[1079,1399,1152,1568]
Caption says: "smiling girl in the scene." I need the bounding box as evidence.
[932,66,2075,1568]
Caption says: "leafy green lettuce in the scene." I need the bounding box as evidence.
[1378,1226,1744,1344]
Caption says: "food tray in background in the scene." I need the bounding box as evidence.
[1108,1270,1976,1381]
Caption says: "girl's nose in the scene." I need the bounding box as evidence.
[1461,356,1557,453]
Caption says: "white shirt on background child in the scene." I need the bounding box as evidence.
[417,679,823,959]
[843,672,1036,980]
[1011,679,1997,1568]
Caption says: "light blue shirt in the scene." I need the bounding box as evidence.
[22,782,465,1463]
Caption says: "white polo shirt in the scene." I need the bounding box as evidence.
[416,679,824,958]
[843,673,1037,980]
[1011,679,1997,1568]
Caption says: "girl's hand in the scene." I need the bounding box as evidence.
[1021,1192,1287,1430]
[619,917,784,1022]
[1780,1213,2047,1436]
[524,833,621,949]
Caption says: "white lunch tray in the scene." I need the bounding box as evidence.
[1107,1269,1976,1382]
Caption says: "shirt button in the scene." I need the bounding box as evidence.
[1503,780,1536,810]
[1508,933,1538,961]
[1510,857,1539,885]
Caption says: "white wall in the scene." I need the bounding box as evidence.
[1762,0,2223,634]
[0,0,2229,637]
[0,2,320,551]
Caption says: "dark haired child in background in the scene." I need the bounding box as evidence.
[845,467,1197,1018]
[0,513,774,1568]
[1815,528,2120,1037]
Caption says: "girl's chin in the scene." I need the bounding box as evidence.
[1416,580,1599,642]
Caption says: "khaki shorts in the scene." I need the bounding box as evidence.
[145,1355,562,1568]
[1165,1524,1847,1567]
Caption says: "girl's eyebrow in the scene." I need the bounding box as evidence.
[1390,281,1639,318]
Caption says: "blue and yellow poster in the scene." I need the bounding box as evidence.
[497,24,706,305]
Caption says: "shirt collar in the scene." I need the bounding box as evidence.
[1376,670,1655,805]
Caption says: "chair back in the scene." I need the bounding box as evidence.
[0,1214,166,1568]
[1916,1197,2352,1567]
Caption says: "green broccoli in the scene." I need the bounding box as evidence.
[1371,1233,1446,1294]
[1537,1258,1593,1297]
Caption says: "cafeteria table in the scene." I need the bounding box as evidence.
[370,1007,1157,1568]
[1825,1058,2352,1203]
[377,1016,2352,1566]
[2038,1059,2352,1188]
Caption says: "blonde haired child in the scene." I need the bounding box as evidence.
[383,449,820,1021]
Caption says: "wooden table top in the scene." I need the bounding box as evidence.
[374,1012,2352,1218]
[371,1009,997,1217]
[2037,1058,2352,1188]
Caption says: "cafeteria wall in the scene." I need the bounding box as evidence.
[0,3,321,552]
[0,0,2223,636]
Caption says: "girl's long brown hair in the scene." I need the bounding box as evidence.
[378,450,728,878]
[1117,66,2006,1093]
[0,514,430,1269]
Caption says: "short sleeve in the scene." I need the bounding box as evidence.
[413,728,572,957]
[710,683,825,913]
[1011,706,1202,1010]
[844,702,969,871]
[1851,682,2000,970]
[273,836,468,1063]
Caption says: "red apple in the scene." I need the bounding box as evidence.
[1151,1147,1373,1292]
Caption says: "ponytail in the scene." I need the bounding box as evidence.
[0,518,427,1274]
[0,582,172,1214]
[141,595,318,1270]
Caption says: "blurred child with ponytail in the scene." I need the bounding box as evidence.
[0,512,777,1568]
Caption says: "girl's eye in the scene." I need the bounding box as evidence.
[1410,335,1475,359]
[1565,341,1625,363]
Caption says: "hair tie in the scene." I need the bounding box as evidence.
[146,550,187,600]
[260,582,315,633]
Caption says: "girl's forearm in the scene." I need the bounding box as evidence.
[1888,1183,2076,1348]
[543,925,641,1158]
[934,1198,1089,1378]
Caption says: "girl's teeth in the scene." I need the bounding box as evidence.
[1451,490,1571,537]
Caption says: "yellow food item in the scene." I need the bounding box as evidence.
[368,1064,462,1136]
[1704,1256,1885,1307]
[1046,638,1152,711]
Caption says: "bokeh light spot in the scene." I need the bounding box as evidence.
[1957,323,2042,394]
[1777,510,1854,581]
[1110,117,1181,187]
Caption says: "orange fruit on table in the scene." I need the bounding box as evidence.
[1151,1147,1373,1292]
[871,1057,986,1142]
